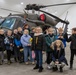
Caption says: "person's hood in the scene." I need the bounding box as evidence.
[51,41,64,50]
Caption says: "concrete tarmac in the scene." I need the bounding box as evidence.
[0,43,76,75]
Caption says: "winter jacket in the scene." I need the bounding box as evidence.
[51,41,68,65]
[45,34,56,52]
[68,34,76,49]
[14,38,22,47]
[32,33,46,51]
[0,34,5,51]
[52,48,68,65]
[17,32,23,40]
[13,32,23,48]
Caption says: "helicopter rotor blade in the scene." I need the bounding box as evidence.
[25,2,76,10]
[42,2,76,8]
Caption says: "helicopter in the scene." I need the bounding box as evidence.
[0,2,76,33]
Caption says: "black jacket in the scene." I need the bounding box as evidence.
[30,32,34,38]
[17,32,23,40]
[68,34,76,49]
[32,34,46,51]
[0,34,5,51]
[52,48,68,65]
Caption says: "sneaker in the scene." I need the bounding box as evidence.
[47,65,51,70]
[0,61,3,65]
[33,65,39,69]
[10,60,12,63]
[25,62,29,65]
[70,66,73,70]
[32,62,35,65]
[7,61,11,65]
[60,67,63,72]
[52,66,58,71]
[70,64,73,70]
[14,58,19,62]
[38,66,43,72]
[19,61,23,63]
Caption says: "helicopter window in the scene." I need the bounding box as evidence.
[1,18,16,29]
[0,18,4,24]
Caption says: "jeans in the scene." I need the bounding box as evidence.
[24,46,34,62]
[35,50,43,67]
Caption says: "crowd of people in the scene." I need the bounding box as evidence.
[0,24,76,73]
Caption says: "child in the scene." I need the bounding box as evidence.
[15,27,23,63]
[51,40,68,72]
[30,27,36,38]
[56,27,68,48]
[0,29,5,65]
[32,27,46,72]
[67,27,76,70]
[13,29,19,62]
[21,29,34,65]
[4,30,14,65]
[23,24,30,32]
[45,27,56,69]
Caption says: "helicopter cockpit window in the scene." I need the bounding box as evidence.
[0,18,4,24]
[1,18,16,29]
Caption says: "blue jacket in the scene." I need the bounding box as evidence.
[56,34,67,47]
[14,38,22,47]
[21,34,31,47]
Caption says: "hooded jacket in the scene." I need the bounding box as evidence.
[51,41,68,65]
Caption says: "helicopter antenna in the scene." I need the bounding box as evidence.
[23,9,27,14]
[63,11,69,34]
[62,11,68,28]
[23,9,28,18]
